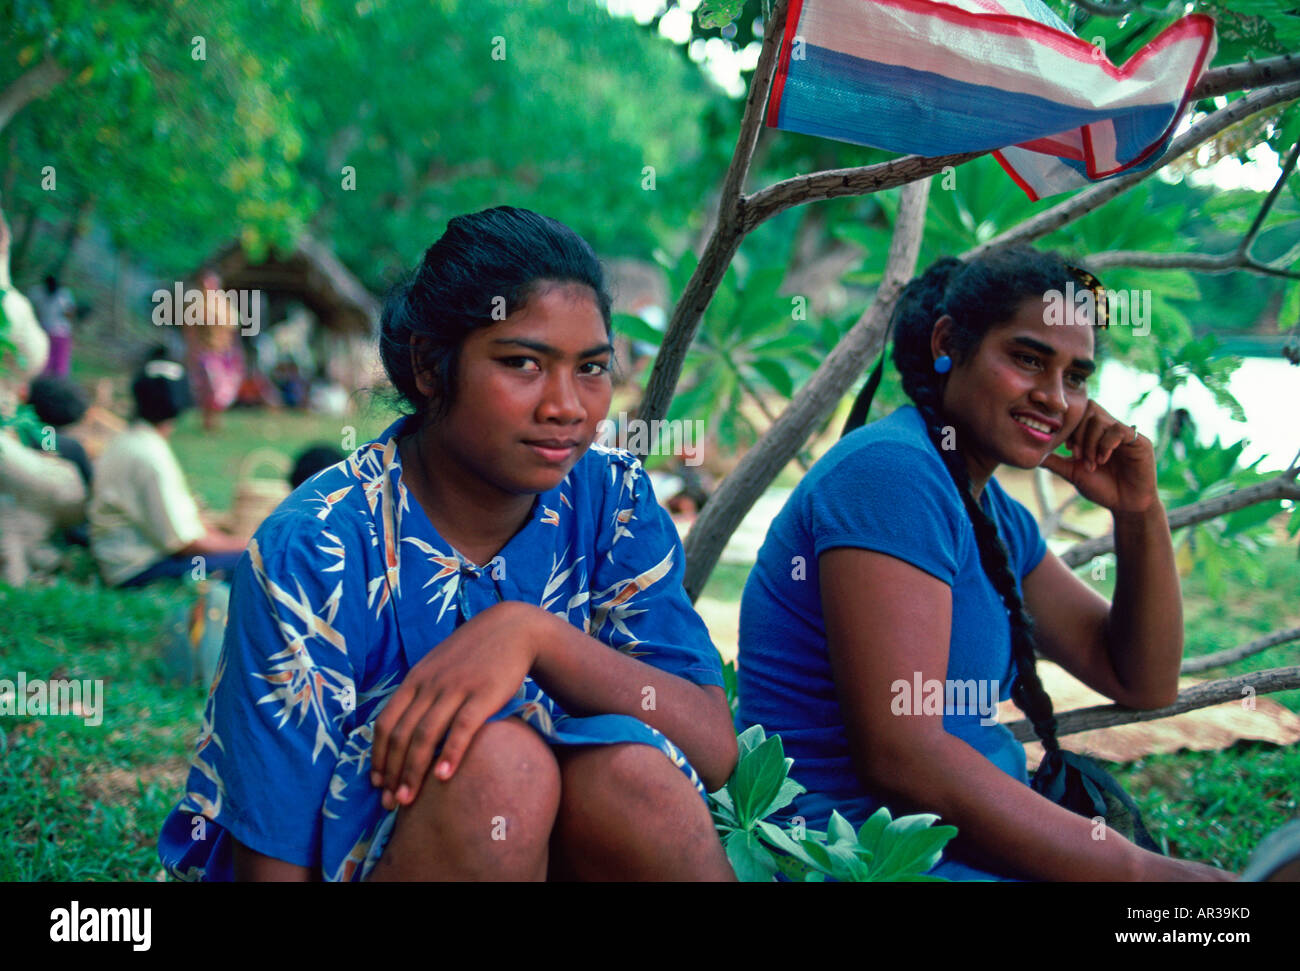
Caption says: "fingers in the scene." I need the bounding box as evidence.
[1094,422,1132,468]
[370,680,419,787]
[381,689,461,809]
[432,701,495,783]
[1077,412,1110,472]
[1040,451,1077,481]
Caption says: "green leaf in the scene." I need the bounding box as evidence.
[766,776,805,817]
[827,810,857,845]
[871,825,959,881]
[856,806,892,852]
[613,312,664,347]
[724,830,778,882]
[731,734,790,826]
[798,839,834,873]
[696,0,746,29]
[750,358,794,398]
[871,812,941,872]
[735,723,767,760]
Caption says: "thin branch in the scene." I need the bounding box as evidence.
[1070,0,1143,17]
[1182,626,1300,674]
[1041,493,1083,540]
[1085,247,1300,280]
[1061,466,1300,567]
[968,81,1300,260]
[682,179,932,598]
[742,151,984,234]
[1006,665,1300,742]
[0,54,69,135]
[635,0,791,441]
[1195,54,1300,100]
[1240,138,1300,251]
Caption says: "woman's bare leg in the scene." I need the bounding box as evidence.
[367,717,560,881]
[548,743,735,881]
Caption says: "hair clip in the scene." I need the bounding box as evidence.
[1065,264,1109,329]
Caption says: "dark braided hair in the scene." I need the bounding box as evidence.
[843,247,1105,752]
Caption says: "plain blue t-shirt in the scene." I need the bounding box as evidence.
[737,405,1048,867]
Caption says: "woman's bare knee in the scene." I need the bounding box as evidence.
[368,717,560,880]
[552,743,733,881]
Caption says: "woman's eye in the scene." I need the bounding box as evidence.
[1014,352,1041,369]
[1066,372,1088,389]
[580,361,610,376]
[500,357,541,372]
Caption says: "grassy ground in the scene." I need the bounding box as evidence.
[1,403,1297,879]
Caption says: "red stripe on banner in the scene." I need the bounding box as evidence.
[1019,136,1085,161]
[766,0,808,129]
[870,0,1212,80]
[994,150,1040,202]
[1082,15,1216,178]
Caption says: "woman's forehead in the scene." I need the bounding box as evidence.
[474,285,608,347]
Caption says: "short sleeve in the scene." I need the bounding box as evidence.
[808,441,966,584]
[989,481,1048,580]
[589,455,724,688]
[187,514,364,869]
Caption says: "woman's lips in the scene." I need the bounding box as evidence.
[524,440,578,463]
[1012,415,1054,444]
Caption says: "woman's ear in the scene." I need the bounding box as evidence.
[409,336,437,399]
[929,314,956,365]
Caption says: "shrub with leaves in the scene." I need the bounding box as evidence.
[710,725,960,881]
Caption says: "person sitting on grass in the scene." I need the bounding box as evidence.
[25,375,94,547]
[158,206,738,882]
[89,354,246,588]
[736,248,1232,881]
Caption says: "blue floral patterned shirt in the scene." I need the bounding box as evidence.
[158,414,723,881]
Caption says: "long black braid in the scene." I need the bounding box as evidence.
[843,248,1102,752]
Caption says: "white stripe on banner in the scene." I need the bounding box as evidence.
[790,0,1210,113]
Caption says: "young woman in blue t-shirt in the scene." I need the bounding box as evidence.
[737,248,1231,881]
[159,207,737,881]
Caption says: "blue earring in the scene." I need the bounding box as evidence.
[933,354,953,374]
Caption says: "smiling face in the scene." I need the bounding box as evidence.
[418,281,613,500]
[934,295,1097,485]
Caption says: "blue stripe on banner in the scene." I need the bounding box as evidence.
[777,44,1176,165]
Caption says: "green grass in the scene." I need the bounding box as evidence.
[0,400,401,881]
[0,554,197,880]
[0,401,1296,878]
[171,399,400,512]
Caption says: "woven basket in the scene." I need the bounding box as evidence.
[228,447,291,538]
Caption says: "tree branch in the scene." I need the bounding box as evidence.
[1006,665,1300,742]
[1182,626,1300,674]
[1069,0,1142,18]
[1094,138,1300,280]
[1060,465,1300,567]
[634,0,791,439]
[681,179,932,598]
[742,151,984,234]
[1240,138,1300,251]
[1195,54,1300,100]
[0,54,69,135]
[1085,248,1300,280]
